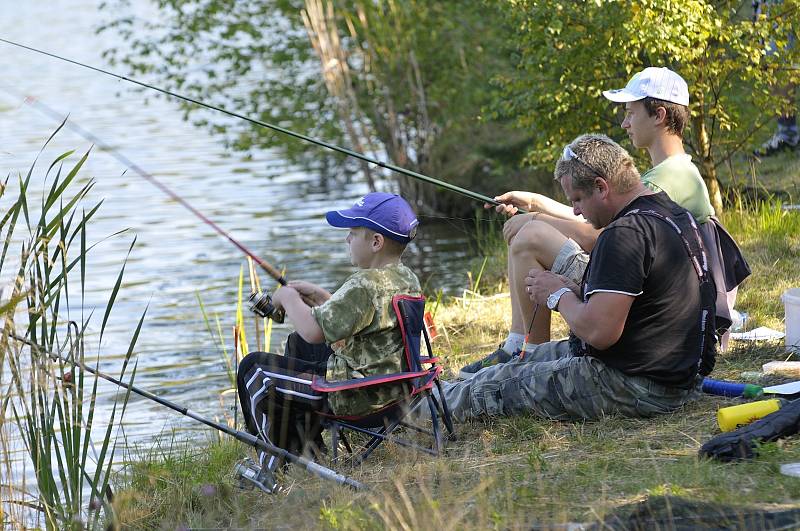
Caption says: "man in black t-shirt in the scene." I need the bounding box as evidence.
[438,134,714,422]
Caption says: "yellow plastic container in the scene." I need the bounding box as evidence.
[717,399,782,432]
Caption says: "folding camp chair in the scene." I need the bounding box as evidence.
[311,295,455,464]
[239,294,454,487]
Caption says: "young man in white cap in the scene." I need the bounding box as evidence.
[602,67,749,349]
[459,67,748,379]
[602,67,714,223]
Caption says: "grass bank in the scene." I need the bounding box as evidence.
[107,198,800,529]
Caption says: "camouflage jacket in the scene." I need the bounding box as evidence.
[311,262,421,416]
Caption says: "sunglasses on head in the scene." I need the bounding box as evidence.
[562,144,602,178]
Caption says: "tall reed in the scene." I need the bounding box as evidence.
[1,123,143,529]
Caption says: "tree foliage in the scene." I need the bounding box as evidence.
[99,0,537,215]
[495,0,800,212]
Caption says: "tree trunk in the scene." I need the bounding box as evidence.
[303,0,376,192]
[701,160,723,215]
[690,113,724,214]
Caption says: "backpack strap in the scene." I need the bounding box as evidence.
[622,206,717,376]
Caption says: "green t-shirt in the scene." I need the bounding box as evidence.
[311,262,421,415]
[641,154,715,224]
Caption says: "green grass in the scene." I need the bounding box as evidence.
[720,201,800,332]
[104,193,800,528]
[724,150,800,201]
[111,436,244,527]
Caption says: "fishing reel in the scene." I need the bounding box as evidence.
[233,458,279,494]
[249,291,285,323]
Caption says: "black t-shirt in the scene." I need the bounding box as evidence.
[575,192,702,387]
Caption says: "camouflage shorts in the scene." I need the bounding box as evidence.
[440,340,700,423]
[552,239,589,286]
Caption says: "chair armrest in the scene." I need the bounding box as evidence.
[311,370,430,392]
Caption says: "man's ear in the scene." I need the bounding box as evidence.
[371,232,385,253]
[595,177,611,198]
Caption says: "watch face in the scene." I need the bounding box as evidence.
[547,288,568,311]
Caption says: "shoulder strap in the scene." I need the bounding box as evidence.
[623,207,709,283]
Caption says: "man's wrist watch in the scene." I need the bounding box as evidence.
[546,287,573,311]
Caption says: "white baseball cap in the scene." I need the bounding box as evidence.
[602,67,689,106]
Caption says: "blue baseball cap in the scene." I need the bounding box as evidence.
[325,192,419,243]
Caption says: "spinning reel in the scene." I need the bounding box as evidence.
[248,291,285,323]
[233,457,279,494]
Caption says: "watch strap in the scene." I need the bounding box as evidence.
[548,287,572,311]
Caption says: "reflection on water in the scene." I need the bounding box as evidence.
[0,0,490,463]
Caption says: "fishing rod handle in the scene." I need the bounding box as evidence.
[253,258,287,286]
[237,429,366,490]
[301,458,368,491]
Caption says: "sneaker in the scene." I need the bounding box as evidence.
[458,346,514,379]
[753,133,799,158]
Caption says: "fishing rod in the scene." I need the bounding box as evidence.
[0,37,512,211]
[2,84,287,286]
[8,331,366,491]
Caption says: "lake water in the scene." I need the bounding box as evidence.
[0,0,486,483]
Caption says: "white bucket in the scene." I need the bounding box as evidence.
[784,288,800,352]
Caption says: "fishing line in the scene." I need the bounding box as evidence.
[417,214,503,222]
[0,37,517,212]
[1,84,287,286]
[9,331,366,490]
[519,303,539,360]
[415,215,497,240]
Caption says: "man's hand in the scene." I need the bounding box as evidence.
[484,191,535,216]
[560,276,581,296]
[287,280,331,307]
[526,270,633,350]
[523,270,574,305]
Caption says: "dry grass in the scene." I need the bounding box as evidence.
[111,344,800,528]
[431,291,570,375]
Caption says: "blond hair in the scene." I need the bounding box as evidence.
[554,134,640,194]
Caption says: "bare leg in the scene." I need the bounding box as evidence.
[508,221,569,344]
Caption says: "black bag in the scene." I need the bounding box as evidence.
[699,399,800,461]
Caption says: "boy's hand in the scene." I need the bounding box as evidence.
[272,285,326,344]
[271,286,296,312]
[288,280,331,307]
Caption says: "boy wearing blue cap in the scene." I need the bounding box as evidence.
[270,191,421,415]
[236,192,421,461]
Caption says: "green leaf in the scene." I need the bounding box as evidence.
[99,236,137,345]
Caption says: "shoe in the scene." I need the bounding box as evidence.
[753,133,799,158]
[458,346,514,379]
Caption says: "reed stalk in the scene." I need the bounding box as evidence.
[0,123,144,529]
